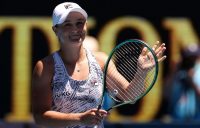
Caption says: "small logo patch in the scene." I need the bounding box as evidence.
[64,4,73,9]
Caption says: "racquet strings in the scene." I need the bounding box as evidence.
[105,42,157,103]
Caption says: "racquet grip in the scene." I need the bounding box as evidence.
[93,104,102,128]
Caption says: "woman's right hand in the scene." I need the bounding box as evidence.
[79,108,109,126]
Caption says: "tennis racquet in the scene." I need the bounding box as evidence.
[97,39,159,113]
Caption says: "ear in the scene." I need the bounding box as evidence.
[84,21,88,35]
[52,26,58,36]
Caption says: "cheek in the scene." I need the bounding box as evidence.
[59,30,69,37]
[57,31,68,43]
[59,36,65,44]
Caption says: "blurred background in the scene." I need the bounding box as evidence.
[0,0,200,127]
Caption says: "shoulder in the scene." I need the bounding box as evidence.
[92,51,108,70]
[32,54,54,82]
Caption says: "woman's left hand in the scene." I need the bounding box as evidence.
[138,41,167,70]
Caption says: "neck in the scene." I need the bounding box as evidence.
[59,45,85,65]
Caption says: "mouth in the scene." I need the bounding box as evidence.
[69,35,82,42]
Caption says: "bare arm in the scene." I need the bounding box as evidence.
[31,58,80,127]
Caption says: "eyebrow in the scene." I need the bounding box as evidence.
[64,18,86,23]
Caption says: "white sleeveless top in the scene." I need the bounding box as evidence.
[51,49,104,128]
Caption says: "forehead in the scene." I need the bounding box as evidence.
[66,12,86,21]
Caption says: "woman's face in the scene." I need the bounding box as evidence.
[53,12,87,46]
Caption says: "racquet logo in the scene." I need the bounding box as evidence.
[64,4,73,9]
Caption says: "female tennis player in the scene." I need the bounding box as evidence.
[31,2,166,128]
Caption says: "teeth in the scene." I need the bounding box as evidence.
[70,35,80,40]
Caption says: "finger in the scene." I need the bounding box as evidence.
[99,109,109,114]
[98,109,108,113]
[155,43,166,55]
[141,47,148,56]
[97,109,109,117]
[96,114,104,120]
[152,41,160,51]
[158,46,166,59]
[158,55,167,62]
[90,108,98,112]
[156,47,166,58]
[91,109,108,117]
[146,52,153,61]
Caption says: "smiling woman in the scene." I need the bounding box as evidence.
[31,2,167,128]
[1,0,200,126]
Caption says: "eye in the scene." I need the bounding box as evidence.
[63,23,72,27]
[76,21,85,28]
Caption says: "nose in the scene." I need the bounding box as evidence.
[71,25,79,33]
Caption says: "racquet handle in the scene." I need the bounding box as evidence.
[93,105,102,128]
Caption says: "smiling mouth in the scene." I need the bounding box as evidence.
[70,35,81,42]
